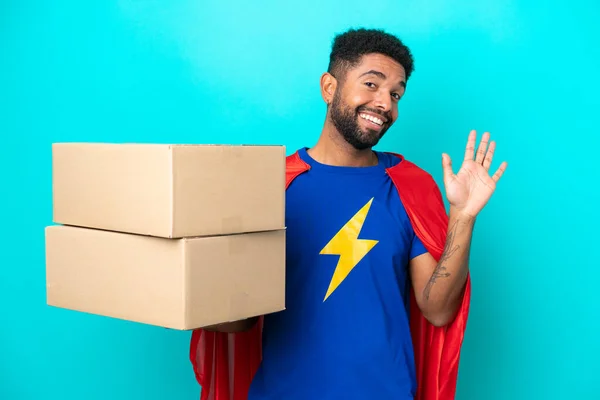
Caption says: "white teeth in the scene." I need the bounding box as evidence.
[360,113,383,126]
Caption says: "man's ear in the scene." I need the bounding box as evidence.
[320,72,337,105]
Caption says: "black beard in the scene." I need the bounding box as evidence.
[329,91,390,151]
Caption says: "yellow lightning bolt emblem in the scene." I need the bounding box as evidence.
[320,197,378,301]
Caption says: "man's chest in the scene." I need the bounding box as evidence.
[284,180,416,292]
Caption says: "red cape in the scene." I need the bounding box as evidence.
[190,151,471,400]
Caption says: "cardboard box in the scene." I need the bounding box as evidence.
[52,143,285,238]
[45,225,286,330]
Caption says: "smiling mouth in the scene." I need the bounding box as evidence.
[359,113,385,127]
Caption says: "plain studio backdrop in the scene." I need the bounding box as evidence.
[1,0,598,399]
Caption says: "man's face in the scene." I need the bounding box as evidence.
[329,53,407,150]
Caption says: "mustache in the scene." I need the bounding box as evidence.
[357,106,391,123]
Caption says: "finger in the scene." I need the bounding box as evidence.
[442,153,454,182]
[491,161,507,182]
[475,131,490,164]
[464,130,477,161]
[483,141,496,171]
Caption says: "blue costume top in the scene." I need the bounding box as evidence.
[248,147,428,400]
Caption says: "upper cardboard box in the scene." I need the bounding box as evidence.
[52,143,286,238]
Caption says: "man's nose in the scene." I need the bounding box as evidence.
[374,92,392,112]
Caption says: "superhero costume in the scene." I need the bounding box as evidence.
[189,149,471,400]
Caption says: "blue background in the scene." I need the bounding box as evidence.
[1,1,599,399]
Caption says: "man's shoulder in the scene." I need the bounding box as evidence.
[286,150,305,162]
[285,150,310,171]
[383,151,436,181]
[284,150,310,189]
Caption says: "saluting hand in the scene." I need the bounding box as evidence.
[441,130,507,219]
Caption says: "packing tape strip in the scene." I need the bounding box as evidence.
[228,145,245,158]
[221,215,243,234]
[227,232,247,255]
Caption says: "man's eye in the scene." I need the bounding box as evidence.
[365,82,375,88]
[392,93,401,100]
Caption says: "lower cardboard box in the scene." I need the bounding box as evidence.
[44,225,286,330]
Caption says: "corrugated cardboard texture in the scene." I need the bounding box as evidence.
[45,225,286,330]
[52,143,286,238]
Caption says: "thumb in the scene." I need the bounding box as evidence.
[441,153,453,182]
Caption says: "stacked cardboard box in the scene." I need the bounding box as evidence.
[45,143,287,330]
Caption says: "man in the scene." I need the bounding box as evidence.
[190,28,507,400]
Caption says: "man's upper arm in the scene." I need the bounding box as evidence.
[408,231,435,301]
[409,251,438,311]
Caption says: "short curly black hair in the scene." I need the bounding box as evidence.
[327,28,414,82]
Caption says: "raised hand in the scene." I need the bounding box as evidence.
[441,130,507,219]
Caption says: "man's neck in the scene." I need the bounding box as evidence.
[307,124,378,167]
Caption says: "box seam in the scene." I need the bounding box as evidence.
[182,239,188,329]
[51,144,57,223]
[169,145,176,238]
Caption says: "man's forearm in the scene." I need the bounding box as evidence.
[422,207,474,325]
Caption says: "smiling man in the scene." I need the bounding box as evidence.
[190,28,507,400]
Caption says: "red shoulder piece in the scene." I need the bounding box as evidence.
[385,152,471,400]
[189,152,309,400]
[285,150,311,188]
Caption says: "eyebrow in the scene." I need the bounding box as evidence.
[359,69,406,88]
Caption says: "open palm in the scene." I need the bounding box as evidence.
[442,130,507,219]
